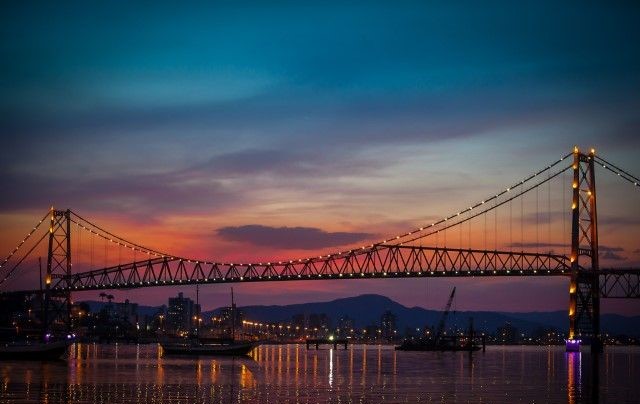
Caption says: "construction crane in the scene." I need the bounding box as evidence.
[433,287,456,346]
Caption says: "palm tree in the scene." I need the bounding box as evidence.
[106,294,114,304]
[99,292,107,302]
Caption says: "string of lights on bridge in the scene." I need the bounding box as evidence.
[67,152,574,268]
[0,211,49,270]
[594,156,640,188]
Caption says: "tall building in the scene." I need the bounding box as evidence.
[337,315,355,335]
[497,322,519,344]
[114,299,138,325]
[308,313,331,330]
[166,292,201,334]
[380,310,397,339]
[219,304,243,332]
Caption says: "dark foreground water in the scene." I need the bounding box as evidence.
[1,344,638,403]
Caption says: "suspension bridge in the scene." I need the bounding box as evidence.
[1,147,639,351]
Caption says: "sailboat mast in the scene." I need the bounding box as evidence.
[39,257,45,340]
[195,284,199,338]
[231,287,235,341]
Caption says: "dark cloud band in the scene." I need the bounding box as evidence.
[217,224,374,250]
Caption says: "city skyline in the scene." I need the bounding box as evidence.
[2,2,639,315]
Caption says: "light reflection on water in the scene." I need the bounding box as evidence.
[0,344,638,403]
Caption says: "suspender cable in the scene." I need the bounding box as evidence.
[563,169,567,256]
[484,211,487,251]
[548,170,551,254]
[509,197,512,252]
[494,197,498,251]
[400,165,570,248]
[536,185,539,254]
[520,182,524,252]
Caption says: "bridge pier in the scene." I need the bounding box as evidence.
[44,207,73,338]
[568,148,601,352]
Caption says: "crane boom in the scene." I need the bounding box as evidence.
[434,287,456,345]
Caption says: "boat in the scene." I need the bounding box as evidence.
[0,339,71,360]
[395,287,484,352]
[161,286,256,357]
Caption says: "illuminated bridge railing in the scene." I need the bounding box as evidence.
[53,245,572,291]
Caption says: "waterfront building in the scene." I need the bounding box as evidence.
[167,292,201,334]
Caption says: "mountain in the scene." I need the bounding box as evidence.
[203,294,640,336]
[78,294,640,336]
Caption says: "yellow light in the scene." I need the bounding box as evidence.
[574,146,579,153]
[590,148,595,154]
[45,275,51,285]
[572,182,578,189]
[570,285,576,294]
[571,203,577,209]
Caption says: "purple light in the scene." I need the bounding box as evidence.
[565,339,581,352]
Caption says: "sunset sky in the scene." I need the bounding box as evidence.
[1,2,639,314]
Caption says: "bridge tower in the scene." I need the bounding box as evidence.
[568,147,600,352]
[43,207,72,337]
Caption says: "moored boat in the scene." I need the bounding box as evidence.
[161,286,256,357]
[0,339,71,360]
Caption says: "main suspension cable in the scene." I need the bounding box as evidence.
[69,216,170,258]
[0,229,49,287]
[0,210,49,270]
[594,156,640,188]
[395,164,572,246]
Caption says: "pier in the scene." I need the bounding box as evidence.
[306,338,348,350]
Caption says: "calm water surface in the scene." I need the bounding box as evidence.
[1,343,638,403]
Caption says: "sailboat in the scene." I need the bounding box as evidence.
[161,287,256,356]
[0,338,71,360]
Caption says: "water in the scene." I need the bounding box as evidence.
[1,344,638,403]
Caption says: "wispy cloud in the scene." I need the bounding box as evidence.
[0,165,242,220]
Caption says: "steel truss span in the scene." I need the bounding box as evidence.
[53,246,571,291]
[599,269,640,298]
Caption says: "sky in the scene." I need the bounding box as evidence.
[1,1,639,315]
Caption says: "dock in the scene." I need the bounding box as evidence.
[306,338,348,350]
